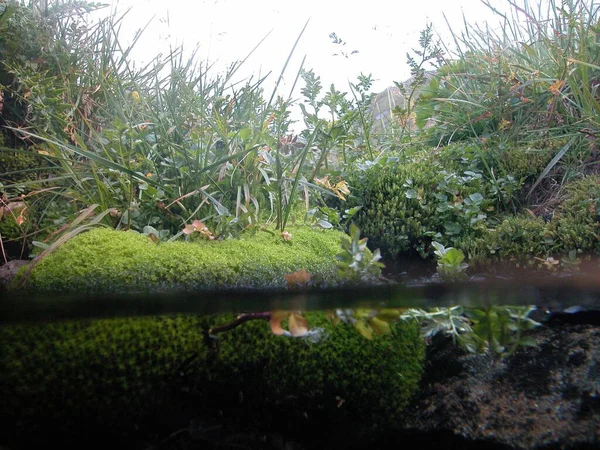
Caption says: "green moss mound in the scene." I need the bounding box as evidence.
[549,175,600,252]
[0,147,41,183]
[0,313,425,444]
[0,315,209,439]
[457,175,600,265]
[17,226,346,293]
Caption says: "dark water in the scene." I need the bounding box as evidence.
[2,269,599,450]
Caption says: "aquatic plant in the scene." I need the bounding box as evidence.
[336,223,384,283]
[431,241,469,281]
[399,305,541,359]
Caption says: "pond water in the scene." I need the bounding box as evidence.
[1,268,599,450]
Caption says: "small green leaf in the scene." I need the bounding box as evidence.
[369,317,391,335]
[317,219,333,229]
[519,336,537,347]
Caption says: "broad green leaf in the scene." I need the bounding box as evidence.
[405,189,418,199]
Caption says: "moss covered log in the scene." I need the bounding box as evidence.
[15,226,346,293]
[0,313,425,446]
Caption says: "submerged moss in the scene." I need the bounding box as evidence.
[0,313,425,441]
[16,226,346,293]
[208,312,425,424]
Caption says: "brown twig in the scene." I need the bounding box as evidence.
[209,312,272,336]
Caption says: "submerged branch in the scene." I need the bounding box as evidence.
[209,311,272,336]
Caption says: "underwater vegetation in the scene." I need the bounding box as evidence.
[0,313,425,446]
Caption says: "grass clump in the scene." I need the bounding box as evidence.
[15,226,346,293]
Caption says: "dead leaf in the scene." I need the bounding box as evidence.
[288,312,309,337]
[549,79,565,96]
[284,269,312,288]
[270,310,289,335]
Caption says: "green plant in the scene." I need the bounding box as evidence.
[1,312,425,441]
[393,23,444,142]
[399,305,541,359]
[416,0,599,189]
[431,241,469,281]
[336,223,384,283]
[347,147,493,258]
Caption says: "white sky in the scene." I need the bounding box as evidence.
[105,0,515,98]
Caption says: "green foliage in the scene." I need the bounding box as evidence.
[400,305,541,359]
[0,312,425,438]
[457,215,551,264]
[462,306,541,358]
[458,175,600,264]
[393,23,444,141]
[415,0,600,184]
[431,241,468,281]
[330,308,400,340]
[336,224,384,283]
[348,146,494,258]
[15,226,346,293]
[549,175,600,252]
[0,148,43,183]
[0,315,209,434]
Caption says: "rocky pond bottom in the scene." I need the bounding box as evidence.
[1,282,599,450]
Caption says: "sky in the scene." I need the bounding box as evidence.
[104,0,517,96]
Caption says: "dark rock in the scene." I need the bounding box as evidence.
[0,259,28,291]
[402,325,600,450]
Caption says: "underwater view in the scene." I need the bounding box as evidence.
[1,0,600,448]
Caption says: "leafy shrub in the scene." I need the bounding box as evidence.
[457,175,600,264]
[348,147,493,258]
[456,215,550,265]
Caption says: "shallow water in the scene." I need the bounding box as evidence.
[2,268,599,450]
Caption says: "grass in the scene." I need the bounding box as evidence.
[1,0,599,273]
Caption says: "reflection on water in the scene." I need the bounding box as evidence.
[2,268,600,324]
